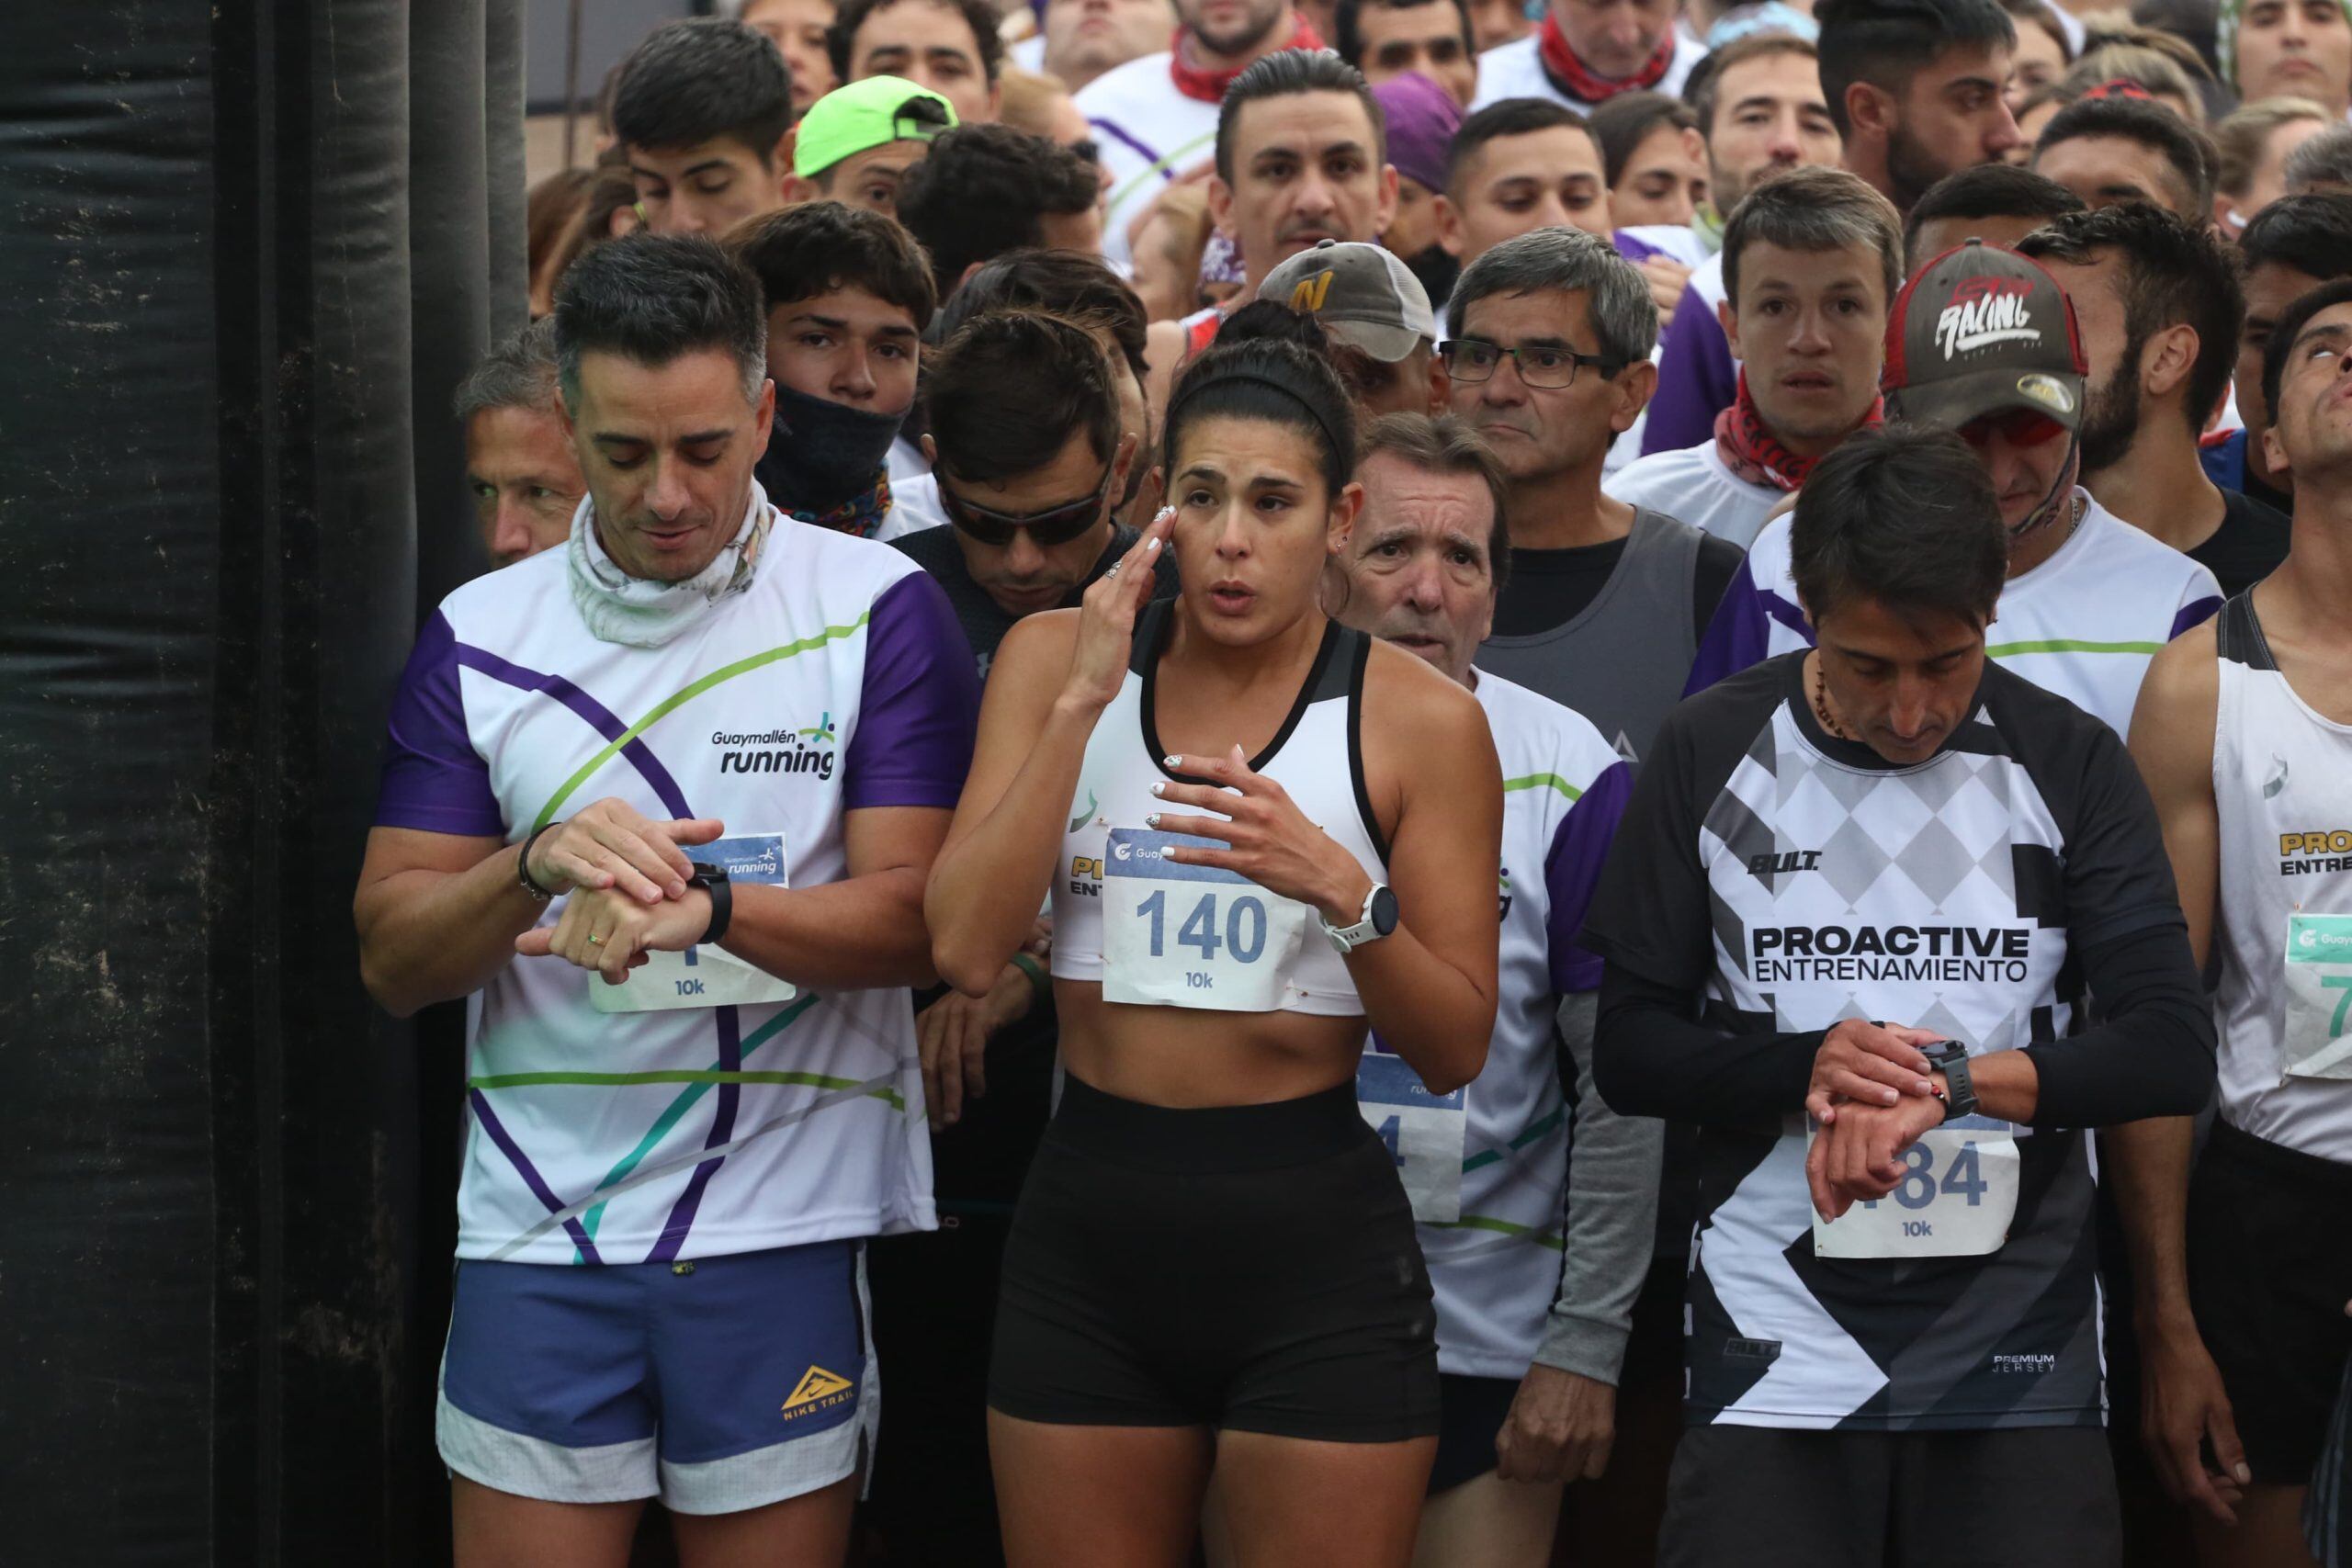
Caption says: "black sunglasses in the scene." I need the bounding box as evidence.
[933,460,1114,547]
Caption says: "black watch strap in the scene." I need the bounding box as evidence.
[1928,1042,1978,1121]
[689,863,732,946]
[517,820,561,901]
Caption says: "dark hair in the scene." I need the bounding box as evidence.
[2238,191,2352,281]
[1443,97,1590,196]
[2260,275,2352,423]
[527,169,594,287]
[612,18,795,163]
[1334,0,1475,68]
[455,318,563,422]
[1357,412,1513,592]
[1997,0,2074,59]
[896,124,1101,296]
[1686,34,1821,134]
[1722,165,1905,308]
[935,249,1150,382]
[552,232,769,406]
[928,310,1124,485]
[827,0,1005,86]
[724,198,938,329]
[1791,423,2008,627]
[1902,163,2084,268]
[2033,94,2218,215]
[2014,203,2242,436]
[1216,50,1388,185]
[1588,91,1700,188]
[1815,0,2018,139]
[1216,297,1340,354]
[1163,337,1358,499]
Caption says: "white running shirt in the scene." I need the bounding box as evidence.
[1606,439,1784,549]
[1077,51,1219,269]
[374,491,981,1265]
[1469,31,1708,113]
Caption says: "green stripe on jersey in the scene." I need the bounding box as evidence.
[1503,773,1584,801]
[1987,637,2165,657]
[1424,1212,1566,1251]
[533,611,875,829]
[471,1066,904,1111]
[1107,130,1216,210]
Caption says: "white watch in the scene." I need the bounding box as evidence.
[1321,883,1399,953]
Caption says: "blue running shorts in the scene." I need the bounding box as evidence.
[436,1239,874,1515]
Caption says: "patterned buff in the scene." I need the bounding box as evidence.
[787,470,893,539]
[1168,16,1327,101]
[1538,10,1674,103]
[1713,371,1882,491]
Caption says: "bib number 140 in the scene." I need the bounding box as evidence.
[1136,888,1270,972]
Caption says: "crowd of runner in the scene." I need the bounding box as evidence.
[368,0,2352,1561]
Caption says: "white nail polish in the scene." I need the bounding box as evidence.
[1146,813,1160,828]
[1149,782,1165,796]
[1164,754,1181,769]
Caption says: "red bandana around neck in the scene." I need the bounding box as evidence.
[1537,10,1672,105]
[1169,14,1328,102]
[1713,372,1883,492]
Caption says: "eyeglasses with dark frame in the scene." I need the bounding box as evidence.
[933,458,1116,548]
[1439,337,1627,389]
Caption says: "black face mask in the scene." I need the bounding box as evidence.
[754,382,907,513]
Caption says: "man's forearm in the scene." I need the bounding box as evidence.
[1593,963,1823,1124]
[2101,1115,2200,1331]
[1537,990,1663,1385]
[721,869,936,990]
[356,843,542,1017]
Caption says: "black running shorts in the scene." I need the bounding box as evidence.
[988,1076,1442,1442]
[2188,1119,2352,1483]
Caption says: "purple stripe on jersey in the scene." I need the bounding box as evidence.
[647,1004,743,1264]
[1613,231,1664,264]
[2170,594,2222,641]
[1546,760,1632,996]
[469,1088,603,1264]
[1685,571,1778,695]
[375,610,507,837]
[1643,287,1737,456]
[1090,117,1170,177]
[844,571,981,810]
[455,643,695,821]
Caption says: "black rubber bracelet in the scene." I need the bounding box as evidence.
[516,820,562,900]
[692,864,732,946]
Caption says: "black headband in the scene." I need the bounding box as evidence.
[1165,369,1351,481]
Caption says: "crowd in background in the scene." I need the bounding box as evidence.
[404,0,2352,1562]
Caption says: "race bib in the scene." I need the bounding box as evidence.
[1100,828,1306,1011]
[2285,912,2352,1080]
[1356,1046,1466,1224]
[590,832,797,1014]
[1810,1116,2021,1259]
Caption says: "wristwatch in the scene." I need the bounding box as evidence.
[1923,1039,1978,1121]
[1321,883,1399,954]
[686,862,733,946]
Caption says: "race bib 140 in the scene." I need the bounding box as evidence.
[1100,828,1307,1012]
[590,831,797,1014]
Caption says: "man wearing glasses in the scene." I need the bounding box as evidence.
[875,305,1177,1556]
[1443,225,1740,767]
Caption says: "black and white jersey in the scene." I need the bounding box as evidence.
[1584,653,2184,1431]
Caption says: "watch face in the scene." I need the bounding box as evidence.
[1370,885,1399,936]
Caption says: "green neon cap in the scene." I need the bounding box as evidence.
[793,75,957,177]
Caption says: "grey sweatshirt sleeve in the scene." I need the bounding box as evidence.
[1532,988,1664,1385]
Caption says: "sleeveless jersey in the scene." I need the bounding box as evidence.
[1690,493,2223,734]
[2211,592,2352,1163]
[1476,506,1704,766]
[373,491,980,1265]
[1411,671,1632,1378]
[1077,51,1217,269]
[1053,600,1387,1016]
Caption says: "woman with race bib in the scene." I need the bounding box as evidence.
[926,336,1504,1566]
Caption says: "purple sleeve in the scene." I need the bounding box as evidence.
[1547,760,1632,996]
[842,570,981,811]
[374,609,507,837]
[1642,287,1737,456]
[1612,230,1662,264]
[2168,594,2222,640]
[1683,568,1779,696]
